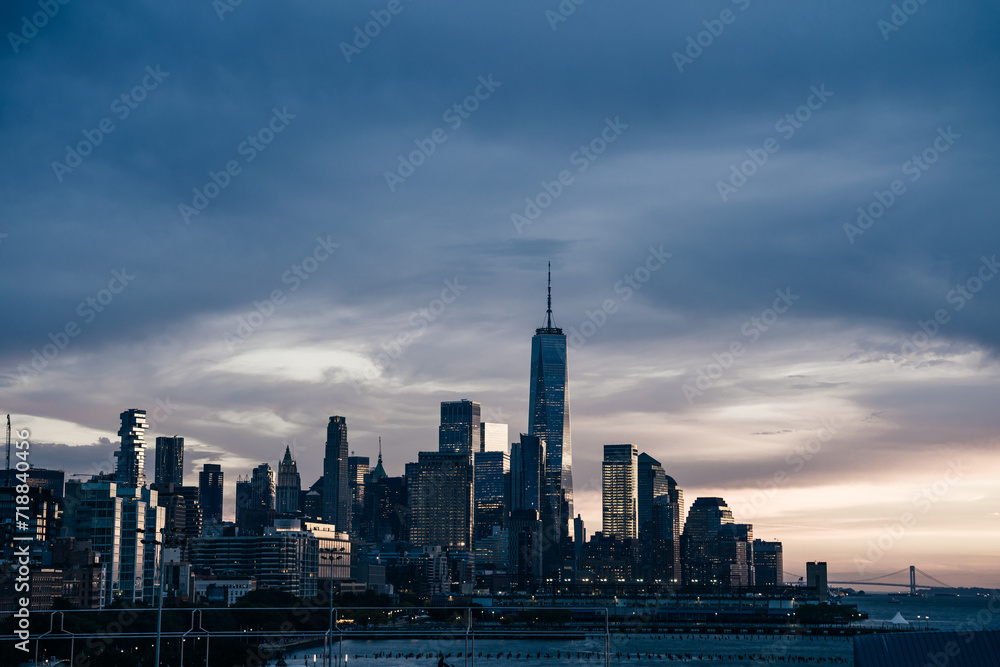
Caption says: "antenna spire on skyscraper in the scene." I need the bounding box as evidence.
[546,260,553,329]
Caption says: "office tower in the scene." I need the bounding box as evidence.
[474,449,509,542]
[439,399,481,456]
[251,463,275,511]
[508,434,544,590]
[410,451,473,550]
[681,496,735,588]
[276,446,302,515]
[806,561,829,597]
[198,464,224,523]
[718,523,752,588]
[75,480,124,605]
[480,422,508,453]
[602,444,639,539]
[651,495,682,585]
[234,477,251,525]
[347,455,369,536]
[528,263,572,573]
[637,453,668,541]
[155,435,184,488]
[114,409,148,489]
[510,434,544,513]
[323,416,350,531]
[753,540,783,587]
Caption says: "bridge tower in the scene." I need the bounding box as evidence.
[909,565,916,596]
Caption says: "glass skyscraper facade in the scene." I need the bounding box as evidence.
[473,449,509,541]
[439,399,481,456]
[115,408,148,489]
[528,265,572,573]
[602,444,638,538]
[154,435,184,488]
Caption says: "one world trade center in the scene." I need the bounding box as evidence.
[528,262,573,576]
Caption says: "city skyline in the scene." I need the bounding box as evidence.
[2,1,999,590]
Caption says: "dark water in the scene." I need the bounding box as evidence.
[280,594,998,666]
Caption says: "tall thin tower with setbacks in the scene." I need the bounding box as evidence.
[528,262,572,576]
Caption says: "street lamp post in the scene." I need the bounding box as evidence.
[320,547,346,667]
[139,528,165,667]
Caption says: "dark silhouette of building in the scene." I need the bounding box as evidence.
[323,416,350,531]
[347,454,369,536]
[754,540,783,587]
[276,446,301,515]
[154,435,184,487]
[198,463,224,524]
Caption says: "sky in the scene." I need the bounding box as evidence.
[2,1,999,589]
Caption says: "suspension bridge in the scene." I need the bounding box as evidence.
[786,565,954,596]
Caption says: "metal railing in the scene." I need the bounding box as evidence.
[1,605,612,667]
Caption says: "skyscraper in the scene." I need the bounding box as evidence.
[510,434,544,513]
[682,496,735,587]
[480,422,508,453]
[753,540,783,587]
[347,455,369,536]
[508,434,544,590]
[251,463,275,511]
[114,409,148,489]
[198,463,224,523]
[276,446,301,515]
[155,435,184,488]
[323,416,350,531]
[637,453,668,541]
[602,444,638,538]
[439,400,481,456]
[528,263,572,573]
[473,449,509,541]
[235,477,251,524]
[410,451,473,550]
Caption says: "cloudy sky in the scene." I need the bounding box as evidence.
[3,1,999,588]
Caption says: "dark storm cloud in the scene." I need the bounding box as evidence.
[2,0,999,551]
